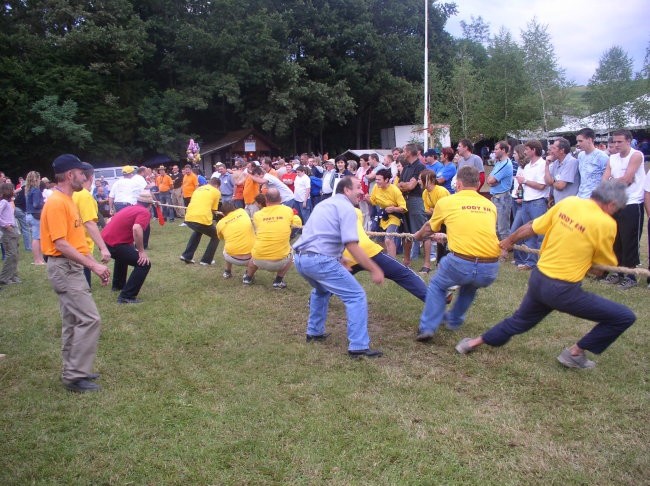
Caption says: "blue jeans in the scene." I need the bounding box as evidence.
[351,252,427,302]
[419,254,499,333]
[157,191,174,220]
[491,192,512,240]
[294,253,370,351]
[14,207,31,250]
[519,198,547,267]
[294,199,312,224]
[482,268,636,354]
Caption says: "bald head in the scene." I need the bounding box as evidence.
[265,187,281,205]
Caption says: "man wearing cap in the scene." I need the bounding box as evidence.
[40,154,111,393]
[155,166,174,222]
[101,190,153,303]
[72,162,112,287]
[180,177,222,265]
[108,165,138,214]
[320,159,336,200]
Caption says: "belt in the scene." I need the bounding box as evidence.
[450,251,499,263]
[491,191,509,197]
[294,250,320,256]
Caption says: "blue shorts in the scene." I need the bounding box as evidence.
[27,213,40,239]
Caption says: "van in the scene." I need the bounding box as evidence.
[93,167,123,189]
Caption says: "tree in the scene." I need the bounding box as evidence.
[31,95,92,147]
[586,46,635,129]
[520,18,568,131]
[446,47,483,139]
[460,15,491,46]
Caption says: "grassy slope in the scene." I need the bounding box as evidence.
[1,222,648,484]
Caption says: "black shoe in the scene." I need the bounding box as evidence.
[348,348,383,358]
[306,333,331,343]
[64,378,101,393]
[87,373,100,380]
[415,331,435,342]
[117,296,142,304]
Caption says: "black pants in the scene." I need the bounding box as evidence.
[107,243,151,299]
[612,203,644,280]
[182,221,219,264]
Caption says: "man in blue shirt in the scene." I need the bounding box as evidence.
[576,127,608,199]
[424,149,444,175]
[487,140,514,240]
[544,137,579,204]
[293,176,385,358]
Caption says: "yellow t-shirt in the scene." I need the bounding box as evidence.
[369,184,407,230]
[216,208,255,255]
[430,189,500,258]
[252,204,295,260]
[423,185,450,213]
[185,185,221,226]
[343,208,383,265]
[532,196,617,282]
[41,190,89,256]
[72,188,99,252]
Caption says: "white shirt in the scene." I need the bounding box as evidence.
[293,174,311,202]
[109,177,139,204]
[521,158,550,201]
[263,173,295,202]
[609,148,645,204]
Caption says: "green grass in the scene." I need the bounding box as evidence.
[1,222,649,484]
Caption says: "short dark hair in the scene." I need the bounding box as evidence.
[612,129,633,140]
[458,138,473,152]
[456,166,480,188]
[251,167,264,176]
[576,127,595,140]
[555,137,570,155]
[335,155,347,164]
[404,144,418,157]
[265,187,282,203]
[335,176,355,194]
[524,139,543,156]
[496,140,510,152]
[375,169,392,181]
[220,202,236,215]
[210,177,221,187]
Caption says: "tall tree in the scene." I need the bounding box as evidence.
[520,17,567,131]
[586,46,635,130]
[446,47,482,139]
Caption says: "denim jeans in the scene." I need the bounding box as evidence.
[351,251,427,302]
[519,198,547,267]
[419,253,499,333]
[157,191,174,220]
[482,268,636,354]
[491,192,512,240]
[294,252,370,351]
[14,207,31,250]
[294,199,312,224]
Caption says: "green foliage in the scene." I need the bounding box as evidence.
[31,95,92,147]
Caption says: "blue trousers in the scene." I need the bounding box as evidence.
[352,251,427,301]
[294,253,370,351]
[419,254,499,333]
[518,198,547,267]
[482,268,636,354]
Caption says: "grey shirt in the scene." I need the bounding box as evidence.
[458,154,485,173]
[293,194,359,258]
[550,154,579,203]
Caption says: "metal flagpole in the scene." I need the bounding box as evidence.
[423,0,429,152]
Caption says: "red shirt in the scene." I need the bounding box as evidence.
[281,171,296,191]
[101,205,151,246]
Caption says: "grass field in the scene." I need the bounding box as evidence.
[1,221,648,484]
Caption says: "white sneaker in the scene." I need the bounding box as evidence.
[556,348,596,369]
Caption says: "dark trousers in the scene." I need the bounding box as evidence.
[107,243,151,299]
[482,268,636,354]
[351,252,427,301]
[182,221,219,264]
[612,203,644,280]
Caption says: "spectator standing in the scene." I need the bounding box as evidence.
[25,170,45,265]
[0,182,20,286]
[13,182,31,251]
[544,137,579,204]
[576,127,609,199]
[155,166,174,222]
[487,140,514,240]
[397,144,427,267]
[457,139,486,189]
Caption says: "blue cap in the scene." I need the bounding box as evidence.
[52,154,84,174]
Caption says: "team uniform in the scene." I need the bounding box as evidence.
[369,183,407,233]
[217,208,255,266]
[252,204,297,271]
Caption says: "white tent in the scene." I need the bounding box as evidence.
[549,95,650,135]
[337,149,393,161]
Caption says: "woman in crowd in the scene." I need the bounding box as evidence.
[25,171,45,265]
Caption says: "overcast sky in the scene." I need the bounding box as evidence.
[444,0,648,85]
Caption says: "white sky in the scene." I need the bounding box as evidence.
[444,0,648,85]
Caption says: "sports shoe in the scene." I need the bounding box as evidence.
[242,274,254,285]
[273,278,287,289]
[179,222,187,227]
[199,260,216,266]
[63,378,101,393]
[455,337,476,354]
[117,296,142,304]
[617,277,637,290]
[348,348,383,359]
[222,270,232,279]
[603,273,620,285]
[517,264,532,271]
[179,256,195,264]
[418,267,431,274]
[556,348,596,369]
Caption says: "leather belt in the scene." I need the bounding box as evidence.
[450,251,499,263]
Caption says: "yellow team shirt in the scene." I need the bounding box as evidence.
[423,185,450,213]
[343,208,383,265]
[430,189,500,258]
[532,196,617,282]
[252,204,297,260]
[216,208,255,255]
[185,185,221,226]
[369,184,407,230]
[40,190,89,256]
[72,188,99,252]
